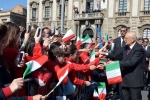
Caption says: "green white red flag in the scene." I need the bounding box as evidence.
[23,55,48,78]
[105,61,122,84]
[62,29,75,43]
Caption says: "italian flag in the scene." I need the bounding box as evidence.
[97,82,106,100]
[47,67,69,96]
[62,29,75,43]
[23,55,48,78]
[82,34,92,44]
[105,61,122,84]
[75,36,82,49]
[100,58,107,63]
[93,89,99,100]
[90,50,95,62]
[104,33,109,42]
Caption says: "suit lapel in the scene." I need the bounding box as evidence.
[125,42,138,59]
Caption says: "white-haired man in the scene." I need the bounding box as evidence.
[103,32,145,100]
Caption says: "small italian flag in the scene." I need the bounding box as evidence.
[62,29,75,43]
[105,61,122,84]
[23,55,48,78]
[100,58,107,63]
[93,89,99,100]
[97,82,106,100]
[93,82,106,100]
[82,34,92,44]
[90,50,95,62]
[46,67,69,96]
[104,33,109,42]
[75,36,82,49]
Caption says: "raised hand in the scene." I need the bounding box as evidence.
[85,81,91,86]
[43,38,51,47]
[90,65,97,70]
[9,78,24,93]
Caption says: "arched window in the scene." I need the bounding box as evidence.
[143,28,150,40]
[118,0,127,12]
[83,28,94,38]
[144,0,150,10]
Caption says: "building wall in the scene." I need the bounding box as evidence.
[27,0,150,39]
[0,5,27,27]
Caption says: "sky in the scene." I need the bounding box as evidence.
[0,0,27,11]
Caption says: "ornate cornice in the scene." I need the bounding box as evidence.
[42,0,53,5]
[30,1,39,7]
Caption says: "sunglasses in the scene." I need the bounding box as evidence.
[120,30,126,32]
[144,41,148,43]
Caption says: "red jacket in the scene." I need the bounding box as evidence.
[65,57,85,85]
[2,87,33,100]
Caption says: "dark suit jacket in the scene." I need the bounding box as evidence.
[146,46,150,58]
[108,42,145,87]
[111,37,123,60]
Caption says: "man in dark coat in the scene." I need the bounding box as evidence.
[103,32,145,100]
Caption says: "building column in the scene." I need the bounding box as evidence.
[27,0,30,27]
[38,0,43,26]
[77,24,80,37]
[76,21,80,37]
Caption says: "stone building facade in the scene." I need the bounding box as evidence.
[0,5,27,27]
[27,0,150,39]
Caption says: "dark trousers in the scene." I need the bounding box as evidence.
[122,87,141,100]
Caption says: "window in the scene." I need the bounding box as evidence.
[144,0,150,10]
[1,19,7,23]
[59,5,65,17]
[118,0,127,12]
[14,20,21,26]
[143,28,150,40]
[83,28,94,38]
[86,1,94,12]
[32,8,36,19]
[45,6,50,18]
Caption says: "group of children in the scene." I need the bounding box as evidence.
[0,22,113,100]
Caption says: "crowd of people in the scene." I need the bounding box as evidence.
[0,22,149,100]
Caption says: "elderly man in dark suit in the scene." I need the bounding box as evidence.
[103,32,145,100]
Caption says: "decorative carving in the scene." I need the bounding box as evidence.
[115,17,129,24]
[43,21,51,26]
[138,24,150,36]
[42,0,53,6]
[75,21,80,25]
[30,1,39,8]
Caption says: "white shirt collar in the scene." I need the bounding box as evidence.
[121,37,123,47]
[129,42,136,49]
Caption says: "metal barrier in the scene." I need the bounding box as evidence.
[4,74,92,100]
